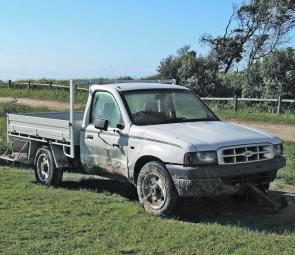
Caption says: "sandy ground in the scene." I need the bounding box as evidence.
[225,119,295,142]
[0,96,81,111]
[1,96,294,142]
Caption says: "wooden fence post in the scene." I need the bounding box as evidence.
[49,81,53,89]
[27,81,31,89]
[233,94,238,112]
[277,95,282,114]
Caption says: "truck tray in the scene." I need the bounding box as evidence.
[7,112,84,145]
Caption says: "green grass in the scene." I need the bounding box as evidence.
[216,110,295,125]
[0,117,6,152]
[0,87,88,104]
[278,142,295,185]
[206,101,295,125]
[0,101,295,254]
[0,168,295,254]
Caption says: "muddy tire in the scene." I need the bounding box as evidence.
[34,146,63,186]
[137,161,178,216]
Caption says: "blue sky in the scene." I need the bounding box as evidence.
[0,0,294,80]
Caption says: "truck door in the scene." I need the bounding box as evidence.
[81,91,129,178]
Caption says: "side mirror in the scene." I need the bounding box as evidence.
[94,117,108,131]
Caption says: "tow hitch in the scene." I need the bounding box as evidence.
[246,183,288,211]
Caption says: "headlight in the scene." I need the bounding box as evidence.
[273,144,283,156]
[184,151,217,166]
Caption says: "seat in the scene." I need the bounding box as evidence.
[144,101,158,112]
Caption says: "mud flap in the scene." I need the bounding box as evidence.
[246,183,288,211]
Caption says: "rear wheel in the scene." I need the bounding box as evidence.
[34,146,63,186]
[137,161,178,216]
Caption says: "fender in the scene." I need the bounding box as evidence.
[50,144,70,169]
[127,140,185,182]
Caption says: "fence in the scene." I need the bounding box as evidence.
[201,96,295,114]
[0,80,89,91]
[0,80,294,114]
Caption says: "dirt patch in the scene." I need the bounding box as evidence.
[0,96,82,111]
[227,119,295,142]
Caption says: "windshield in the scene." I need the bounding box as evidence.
[122,89,218,125]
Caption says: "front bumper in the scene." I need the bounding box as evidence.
[166,156,286,197]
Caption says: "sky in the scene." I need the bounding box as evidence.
[0,0,294,80]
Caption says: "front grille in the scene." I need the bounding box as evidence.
[217,143,274,165]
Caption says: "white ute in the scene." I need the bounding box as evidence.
[1,79,286,215]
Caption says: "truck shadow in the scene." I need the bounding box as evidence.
[60,178,138,200]
[60,178,295,234]
[174,191,295,234]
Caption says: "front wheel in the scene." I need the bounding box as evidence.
[34,146,63,186]
[137,161,178,216]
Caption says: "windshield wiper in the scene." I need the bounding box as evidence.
[158,117,218,124]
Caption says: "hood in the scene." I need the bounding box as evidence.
[135,121,281,151]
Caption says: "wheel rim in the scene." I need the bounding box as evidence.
[142,172,167,210]
[37,153,49,182]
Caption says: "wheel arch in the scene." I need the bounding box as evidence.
[33,144,69,169]
[133,155,165,185]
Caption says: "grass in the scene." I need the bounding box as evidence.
[0,101,295,254]
[278,141,295,185]
[215,110,295,125]
[206,101,295,125]
[0,167,295,254]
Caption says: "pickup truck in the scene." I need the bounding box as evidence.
[1,79,286,216]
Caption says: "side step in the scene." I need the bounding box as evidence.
[246,182,288,211]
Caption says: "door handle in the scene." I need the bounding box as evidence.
[87,134,93,140]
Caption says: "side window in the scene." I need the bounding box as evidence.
[90,91,123,128]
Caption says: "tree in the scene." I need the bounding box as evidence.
[157,46,221,96]
[260,47,295,98]
[202,0,295,73]
[241,62,264,97]
[219,72,244,97]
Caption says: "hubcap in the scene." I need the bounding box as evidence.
[142,173,167,210]
[38,153,49,182]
